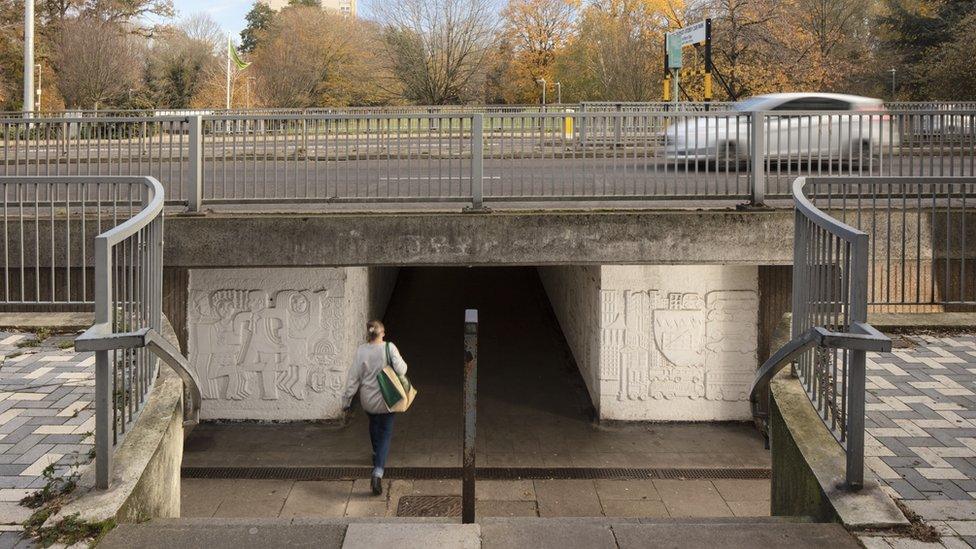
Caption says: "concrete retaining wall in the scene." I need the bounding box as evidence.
[50,320,186,525]
[540,264,759,421]
[769,368,908,527]
[187,267,361,421]
[538,266,602,410]
[185,267,399,422]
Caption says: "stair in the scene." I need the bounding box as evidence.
[99,517,860,549]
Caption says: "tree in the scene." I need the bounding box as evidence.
[556,0,681,101]
[240,1,275,53]
[51,17,144,108]
[146,14,222,108]
[498,0,579,103]
[373,0,500,104]
[777,0,874,91]
[917,10,976,99]
[250,5,388,106]
[877,0,976,98]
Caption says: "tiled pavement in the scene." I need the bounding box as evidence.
[861,333,976,548]
[0,331,95,548]
[180,477,771,520]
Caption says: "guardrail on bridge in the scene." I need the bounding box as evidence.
[1,109,974,210]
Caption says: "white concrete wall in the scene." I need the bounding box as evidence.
[187,267,367,421]
[538,266,602,410]
[541,265,759,422]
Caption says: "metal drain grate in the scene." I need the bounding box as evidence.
[396,495,462,518]
[182,466,770,481]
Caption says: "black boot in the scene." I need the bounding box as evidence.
[371,475,383,496]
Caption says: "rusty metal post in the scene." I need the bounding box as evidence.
[462,309,478,524]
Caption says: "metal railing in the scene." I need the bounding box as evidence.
[1,109,975,210]
[0,175,200,489]
[801,177,975,309]
[1,117,193,205]
[750,175,892,489]
[1,177,157,307]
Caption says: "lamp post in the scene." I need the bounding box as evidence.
[23,0,34,117]
[35,64,41,112]
[888,68,896,100]
[537,78,546,108]
[555,82,561,105]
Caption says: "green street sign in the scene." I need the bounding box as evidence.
[667,34,683,69]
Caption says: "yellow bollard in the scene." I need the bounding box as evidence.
[564,114,574,140]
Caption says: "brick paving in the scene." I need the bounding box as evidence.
[0,330,95,548]
[861,333,976,548]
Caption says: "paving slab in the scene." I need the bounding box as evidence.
[280,481,352,518]
[340,523,479,549]
[99,522,347,549]
[211,480,293,518]
[475,500,539,517]
[480,519,617,549]
[905,500,976,521]
[653,480,733,518]
[476,480,535,501]
[600,500,669,518]
[594,479,660,501]
[534,480,603,517]
[611,522,860,549]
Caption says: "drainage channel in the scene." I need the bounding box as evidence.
[182,466,771,481]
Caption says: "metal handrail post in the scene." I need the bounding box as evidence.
[470,114,484,210]
[613,104,623,147]
[750,111,766,205]
[94,236,112,489]
[462,309,478,524]
[187,115,203,212]
[845,232,870,489]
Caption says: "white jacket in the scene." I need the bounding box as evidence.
[341,342,408,414]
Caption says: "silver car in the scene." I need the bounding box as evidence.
[664,93,899,167]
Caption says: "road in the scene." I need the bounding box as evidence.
[2,141,974,204]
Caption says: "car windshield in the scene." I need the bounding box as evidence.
[733,97,771,112]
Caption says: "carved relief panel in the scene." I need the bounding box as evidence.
[187,268,352,420]
[598,266,759,421]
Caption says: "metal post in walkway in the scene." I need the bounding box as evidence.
[462,309,478,524]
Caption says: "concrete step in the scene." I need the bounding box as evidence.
[99,517,858,549]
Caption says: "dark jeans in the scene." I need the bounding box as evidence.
[367,412,395,476]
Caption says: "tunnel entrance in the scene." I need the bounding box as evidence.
[380,267,596,466]
[183,265,768,471]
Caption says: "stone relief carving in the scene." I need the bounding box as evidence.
[189,287,345,404]
[600,288,757,403]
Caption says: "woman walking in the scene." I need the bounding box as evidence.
[341,320,408,496]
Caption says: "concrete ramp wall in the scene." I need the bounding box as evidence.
[538,266,603,411]
[540,265,760,421]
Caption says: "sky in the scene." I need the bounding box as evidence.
[169,0,379,37]
[170,0,253,36]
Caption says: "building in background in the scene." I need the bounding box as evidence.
[262,0,356,17]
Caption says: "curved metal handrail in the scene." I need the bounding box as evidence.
[76,326,202,426]
[749,324,891,413]
[79,175,202,422]
[90,176,165,247]
[70,175,201,488]
[792,176,868,243]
